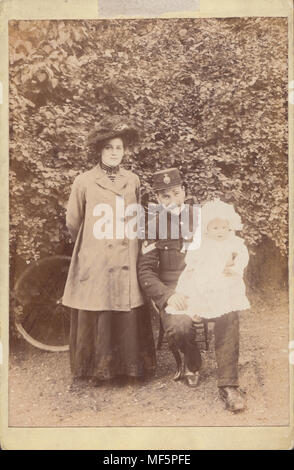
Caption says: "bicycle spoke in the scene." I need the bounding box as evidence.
[43,313,57,346]
[14,256,71,350]
[22,306,43,337]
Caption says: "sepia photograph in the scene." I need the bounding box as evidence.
[1,0,293,450]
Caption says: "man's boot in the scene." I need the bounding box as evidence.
[183,362,200,388]
[219,386,246,413]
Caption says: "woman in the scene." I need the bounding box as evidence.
[62,115,156,387]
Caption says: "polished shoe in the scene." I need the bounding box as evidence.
[184,371,200,388]
[219,386,246,413]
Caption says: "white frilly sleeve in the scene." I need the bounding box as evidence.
[231,239,250,275]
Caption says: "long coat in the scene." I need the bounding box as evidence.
[62,164,144,311]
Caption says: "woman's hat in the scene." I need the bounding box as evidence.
[153,168,183,191]
[87,115,140,147]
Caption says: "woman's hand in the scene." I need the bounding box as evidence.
[167,293,188,311]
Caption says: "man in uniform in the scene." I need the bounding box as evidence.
[137,168,245,413]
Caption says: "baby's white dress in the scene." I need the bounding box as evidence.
[166,234,250,319]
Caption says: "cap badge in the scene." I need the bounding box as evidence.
[163,174,171,184]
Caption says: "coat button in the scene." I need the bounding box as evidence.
[122,266,129,270]
[165,246,168,250]
[109,268,114,273]
[108,244,113,249]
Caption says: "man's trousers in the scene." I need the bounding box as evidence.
[161,310,240,387]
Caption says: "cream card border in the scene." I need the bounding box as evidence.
[0,0,293,450]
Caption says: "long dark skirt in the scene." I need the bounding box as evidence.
[70,305,156,380]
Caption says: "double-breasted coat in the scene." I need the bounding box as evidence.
[62,164,144,311]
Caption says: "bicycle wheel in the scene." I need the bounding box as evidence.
[13,255,71,352]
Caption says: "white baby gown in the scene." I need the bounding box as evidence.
[166,234,250,319]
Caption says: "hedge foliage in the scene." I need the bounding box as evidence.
[9,18,288,273]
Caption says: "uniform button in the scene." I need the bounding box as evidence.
[122,240,128,246]
[180,221,184,225]
[109,268,114,273]
[108,244,113,249]
[120,217,125,222]
[165,246,168,250]
[122,266,129,270]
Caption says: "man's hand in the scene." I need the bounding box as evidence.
[192,314,202,323]
[167,293,188,311]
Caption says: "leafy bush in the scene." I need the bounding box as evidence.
[9,18,288,280]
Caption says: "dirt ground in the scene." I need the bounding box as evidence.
[9,288,290,427]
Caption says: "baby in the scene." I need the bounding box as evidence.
[166,199,250,320]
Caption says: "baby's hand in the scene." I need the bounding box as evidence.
[224,255,234,268]
[223,267,240,278]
